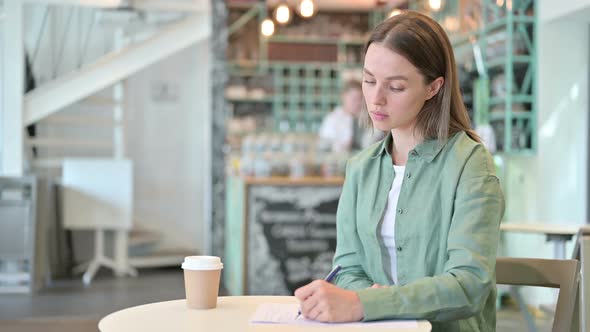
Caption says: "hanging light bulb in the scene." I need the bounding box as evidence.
[274,3,291,25]
[428,0,443,12]
[443,16,459,32]
[261,18,275,37]
[506,0,513,11]
[299,0,315,18]
[389,9,402,18]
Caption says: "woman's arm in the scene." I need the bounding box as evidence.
[294,160,371,323]
[332,161,374,290]
[355,145,505,321]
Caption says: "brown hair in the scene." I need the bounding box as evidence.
[361,11,479,142]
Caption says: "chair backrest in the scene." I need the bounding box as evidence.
[571,226,590,260]
[496,257,580,332]
[571,227,590,332]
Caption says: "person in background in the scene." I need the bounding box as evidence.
[319,80,369,152]
[294,11,504,332]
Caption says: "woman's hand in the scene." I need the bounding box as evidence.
[370,283,388,289]
[294,280,364,323]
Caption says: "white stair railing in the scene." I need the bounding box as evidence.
[24,13,209,126]
[1,1,25,176]
[0,0,4,171]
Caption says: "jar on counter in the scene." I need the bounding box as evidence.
[282,133,296,155]
[270,152,290,177]
[289,152,307,178]
[226,153,241,176]
[334,152,348,177]
[321,153,339,178]
[253,152,272,177]
[269,133,282,153]
[241,134,254,154]
[239,152,254,177]
[254,133,272,154]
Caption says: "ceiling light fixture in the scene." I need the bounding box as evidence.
[428,0,443,12]
[274,3,291,25]
[261,18,275,37]
[298,0,315,18]
[389,9,402,18]
[506,0,513,10]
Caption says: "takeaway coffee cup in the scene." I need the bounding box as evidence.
[182,256,223,309]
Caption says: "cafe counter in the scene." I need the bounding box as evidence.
[224,176,344,296]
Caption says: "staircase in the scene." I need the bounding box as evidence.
[1,0,211,285]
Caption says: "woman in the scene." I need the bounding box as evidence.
[294,11,505,332]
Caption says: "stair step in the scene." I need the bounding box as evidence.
[32,158,63,169]
[26,138,112,149]
[129,228,161,247]
[82,95,119,108]
[0,272,30,283]
[43,114,118,127]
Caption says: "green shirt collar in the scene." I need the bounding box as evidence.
[373,131,452,163]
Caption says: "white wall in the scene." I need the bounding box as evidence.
[501,0,589,305]
[539,0,590,22]
[20,5,211,258]
[0,4,4,169]
[126,41,210,253]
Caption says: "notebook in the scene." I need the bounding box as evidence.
[250,303,419,328]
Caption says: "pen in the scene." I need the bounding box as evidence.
[296,265,342,319]
[323,265,342,283]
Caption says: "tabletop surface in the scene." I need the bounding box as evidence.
[500,222,580,235]
[98,296,432,332]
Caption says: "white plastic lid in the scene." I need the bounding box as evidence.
[181,256,223,270]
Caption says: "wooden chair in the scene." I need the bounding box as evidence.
[496,257,580,332]
[571,227,590,332]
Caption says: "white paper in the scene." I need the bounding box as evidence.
[250,303,418,328]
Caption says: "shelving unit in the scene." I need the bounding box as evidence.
[269,62,340,132]
[225,2,389,135]
[226,0,537,154]
[433,0,537,154]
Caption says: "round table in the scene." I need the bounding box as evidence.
[99,296,432,332]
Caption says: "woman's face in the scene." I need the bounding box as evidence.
[362,42,441,133]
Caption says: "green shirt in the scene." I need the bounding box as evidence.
[333,131,505,332]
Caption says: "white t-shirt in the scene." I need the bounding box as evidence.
[380,164,405,284]
[319,107,354,152]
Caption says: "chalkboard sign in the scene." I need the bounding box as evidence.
[247,185,342,295]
